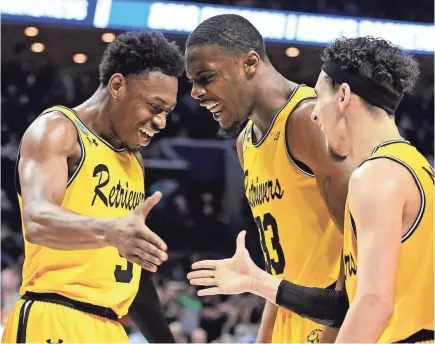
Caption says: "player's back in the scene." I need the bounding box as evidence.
[17,106,144,317]
[343,140,434,342]
[242,85,342,342]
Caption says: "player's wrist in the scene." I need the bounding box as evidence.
[251,268,282,303]
[93,218,117,247]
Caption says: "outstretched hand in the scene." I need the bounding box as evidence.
[187,231,261,296]
[109,191,169,272]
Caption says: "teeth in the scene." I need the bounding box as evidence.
[140,128,154,137]
[205,102,220,110]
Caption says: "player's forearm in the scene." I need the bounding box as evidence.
[319,262,345,342]
[251,269,348,329]
[335,294,393,342]
[24,203,114,250]
[256,300,278,343]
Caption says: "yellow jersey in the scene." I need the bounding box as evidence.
[343,139,434,342]
[242,85,342,343]
[16,106,145,317]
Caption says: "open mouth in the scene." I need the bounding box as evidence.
[199,101,225,122]
[208,103,223,121]
[212,110,222,121]
[138,127,156,146]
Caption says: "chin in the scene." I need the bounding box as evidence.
[328,145,348,162]
[217,120,244,139]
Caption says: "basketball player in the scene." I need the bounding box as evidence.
[2,31,184,343]
[185,14,354,343]
[188,37,434,343]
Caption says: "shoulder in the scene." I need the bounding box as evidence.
[290,97,317,122]
[348,158,412,209]
[21,110,78,155]
[350,158,415,190]
[285,97,321,164]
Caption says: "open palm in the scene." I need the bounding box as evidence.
[187,231,260,296]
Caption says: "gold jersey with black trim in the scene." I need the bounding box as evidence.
[343,140,434,343]
[16,106,145,317]
[242,85,343,343]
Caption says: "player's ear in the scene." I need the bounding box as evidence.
[244,51,260,77]
[338,83,351,112]
[107,73,126,101]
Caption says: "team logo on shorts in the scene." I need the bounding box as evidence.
[46,339,63,344]
[307,329,322,343]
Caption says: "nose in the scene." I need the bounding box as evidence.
[152,113,166,131]
[191,84,206,100]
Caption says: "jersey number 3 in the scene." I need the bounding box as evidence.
[255,213,285,275]
[114,254,133,283]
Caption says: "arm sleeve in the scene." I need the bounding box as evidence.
[275,280,349,329]
[128,271,175,343]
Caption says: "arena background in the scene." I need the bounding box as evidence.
[1,0,434,342]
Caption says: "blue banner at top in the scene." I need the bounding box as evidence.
[2,0,434,54]
[1,0,97,27]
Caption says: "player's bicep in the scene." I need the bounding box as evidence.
[349,162,405,303]
[19,115,78,214]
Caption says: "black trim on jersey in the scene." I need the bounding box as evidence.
[361,156,425,243]
[243,125,249,145]
[396,329,435,343]
[15,110,86,196]
[284,95,317,177]
[251,85,301,148]
[21,292,119,321]
[371,139,411,156]
[57,105,126,152]
[16,299,34,343]
[14,140,24,196]
[66,119,86,188]
[133,151,145,173]
[350,213,357,239]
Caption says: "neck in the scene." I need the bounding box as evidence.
[249,65,298,134]
[73,85,122,148]
[350,113,403,164]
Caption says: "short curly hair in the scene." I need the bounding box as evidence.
[99,31,184,85]
[186,14,267,61]
[321,36,420,95]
